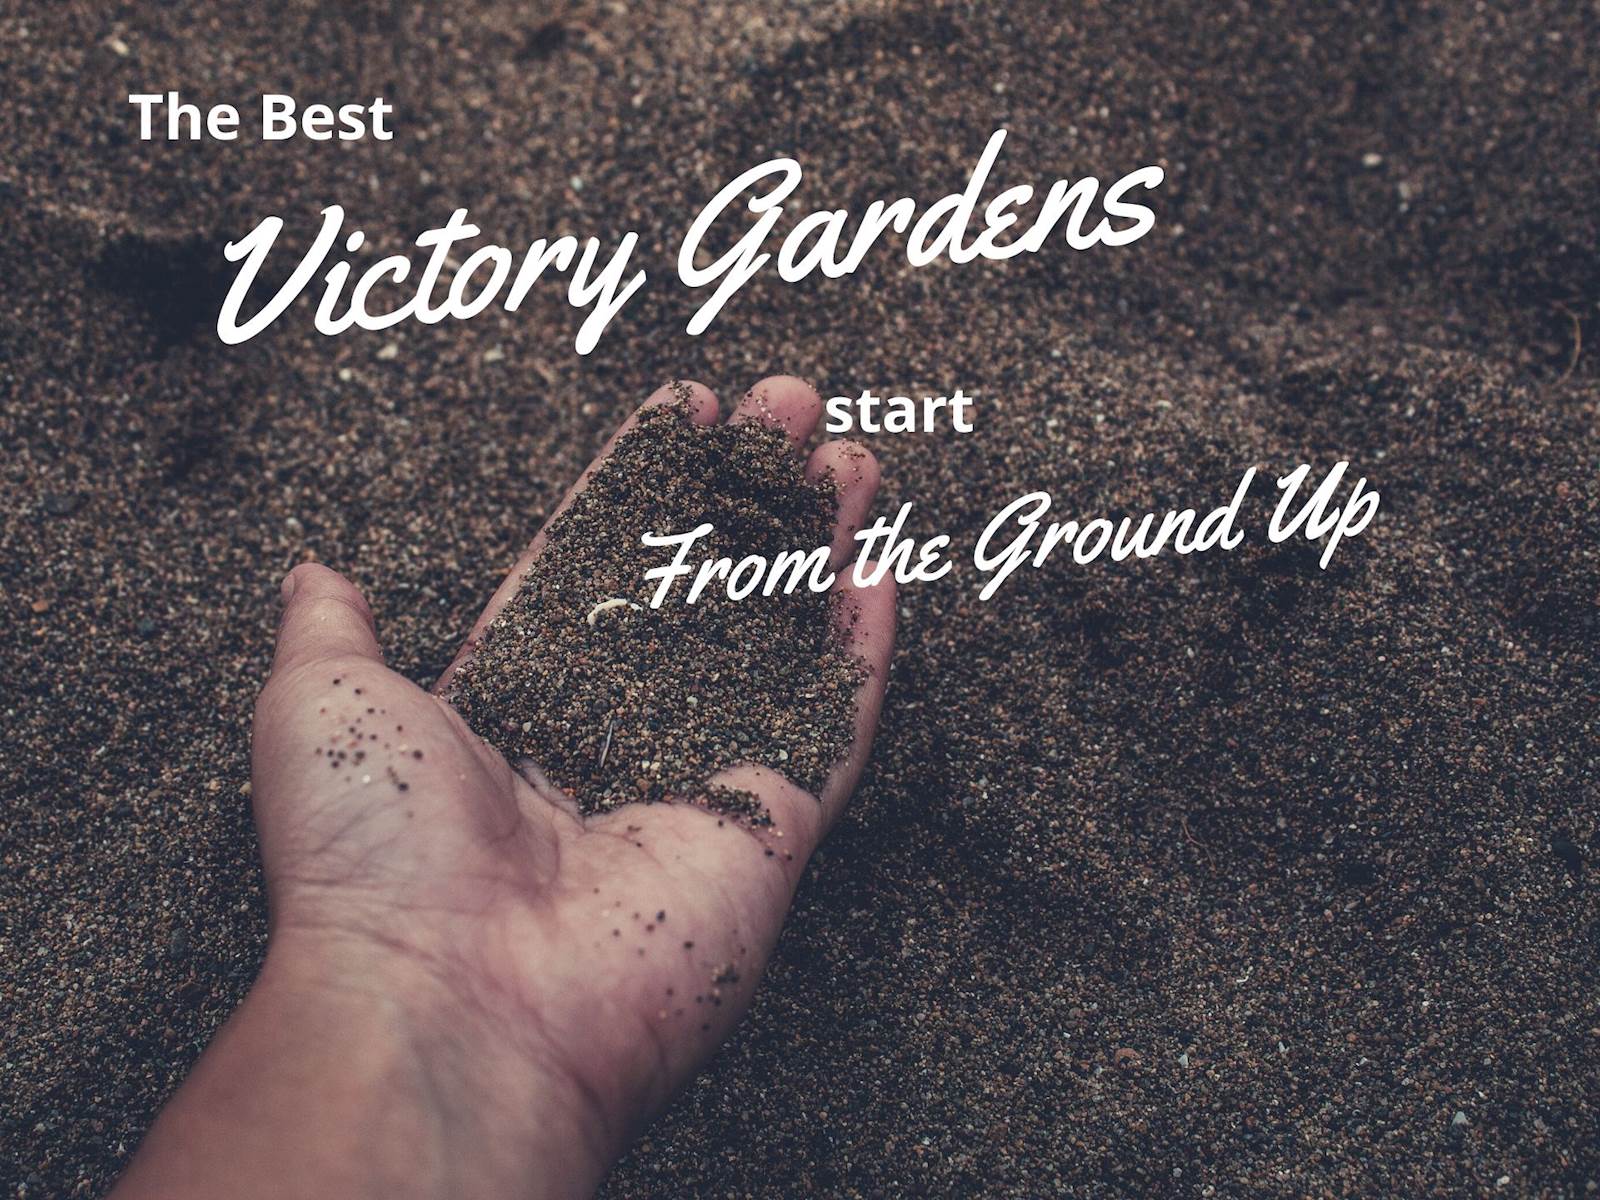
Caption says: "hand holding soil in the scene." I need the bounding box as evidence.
[109,376,895,1200]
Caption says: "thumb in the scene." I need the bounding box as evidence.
[271,563,384,676]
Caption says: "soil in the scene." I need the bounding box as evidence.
[1,1,1597,1196]
[447,399,861,816]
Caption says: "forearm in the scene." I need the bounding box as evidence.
[110,938,608,1200]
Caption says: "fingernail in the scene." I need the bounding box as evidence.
[279,571,298,605]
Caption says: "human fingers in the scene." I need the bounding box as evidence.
[727,374,822,450]
[805,438,881,572]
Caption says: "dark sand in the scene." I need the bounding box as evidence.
[2,1,1597,1196]
[448,400,861,815]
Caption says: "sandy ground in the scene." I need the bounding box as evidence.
[2,1,1597,1195]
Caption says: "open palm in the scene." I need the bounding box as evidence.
[248,376,894,1189]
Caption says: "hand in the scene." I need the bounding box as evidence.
[111,376,894,1200]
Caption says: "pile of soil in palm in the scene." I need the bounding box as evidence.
[448,398,863,817]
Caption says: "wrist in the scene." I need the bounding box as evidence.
[115,927,613,1200]
[261,927,618,1198]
